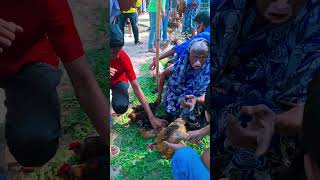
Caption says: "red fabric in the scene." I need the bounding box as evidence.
[110,50,136,87]
[0,0,84,79]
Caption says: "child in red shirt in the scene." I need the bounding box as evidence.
[110,24,167,133]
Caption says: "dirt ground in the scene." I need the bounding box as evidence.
[122,13,173,76]
[0,0,106,179]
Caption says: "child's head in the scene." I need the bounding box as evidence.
[194,11,210,33]
[110,25,124,59]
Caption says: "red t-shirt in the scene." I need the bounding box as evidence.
[0,0,84,79]
[110,50,136,87]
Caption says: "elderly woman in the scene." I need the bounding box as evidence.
[157,38,210,129]
[209,0,320,179]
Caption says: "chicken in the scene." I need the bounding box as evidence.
[156,118,187,159]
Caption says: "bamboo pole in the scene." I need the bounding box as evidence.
[155,0,161,88]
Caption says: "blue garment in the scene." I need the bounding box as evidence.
[162,0,170,41]
[209,0,320,179]
[182,0,201,33]
[173,26,210,56]
[110,0,121,24]
[185,0,201,5]
[141,0,147,13]
[148,12,163,49]
[172,147,209,180]
[164,38,210,120]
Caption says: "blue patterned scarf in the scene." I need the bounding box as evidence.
[164,38,210,117]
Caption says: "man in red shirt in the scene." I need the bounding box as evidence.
[110,25,167,132]
[0,0,108,167]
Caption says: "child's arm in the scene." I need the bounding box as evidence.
[130,80,168,133]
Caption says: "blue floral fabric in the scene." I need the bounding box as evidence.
[182,0,201,33]
[164,38,210,122]
[210,0,320,179]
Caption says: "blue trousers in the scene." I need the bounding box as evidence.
[172,147,210,180]
[148,12,162,49]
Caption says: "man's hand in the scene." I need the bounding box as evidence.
[0,18,23,53]
[110,68,117,77]
[149,57,156,70]
[150,116,168,134]
[180,95,196,110]
[226,105,276,156]
[163,141,186,151]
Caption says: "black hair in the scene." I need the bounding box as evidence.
[110,24,124,48]
[194,11,210,28]
[303,71,320,168]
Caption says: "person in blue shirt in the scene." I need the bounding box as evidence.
[149,11,210,70]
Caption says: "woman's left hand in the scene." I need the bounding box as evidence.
[187,129,204,144]
[180,95,196,110]
[226,104,276,156]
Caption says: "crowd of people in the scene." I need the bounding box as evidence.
[112,0,320,179]
[110,0,210,178]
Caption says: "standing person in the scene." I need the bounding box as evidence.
[0,0,108,168]
[110,0,121,25]
[110,26,168,133]
[182,0,201,36]
[162,0,171,44]
[141,0,147,14]
[118,0,143,45]
[147,0,166,53]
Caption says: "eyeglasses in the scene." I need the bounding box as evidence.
[190,55,207,62]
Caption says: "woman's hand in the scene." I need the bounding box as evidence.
[110,68,117,77]
[187,129,205,144]
[163,141,186,151]
[149,57,156,70]
[180,95,196,110]
[149,116,168,133]
[226,104,276,156]
[0,18,23,53]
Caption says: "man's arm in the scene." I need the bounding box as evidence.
[64,56,109,142]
